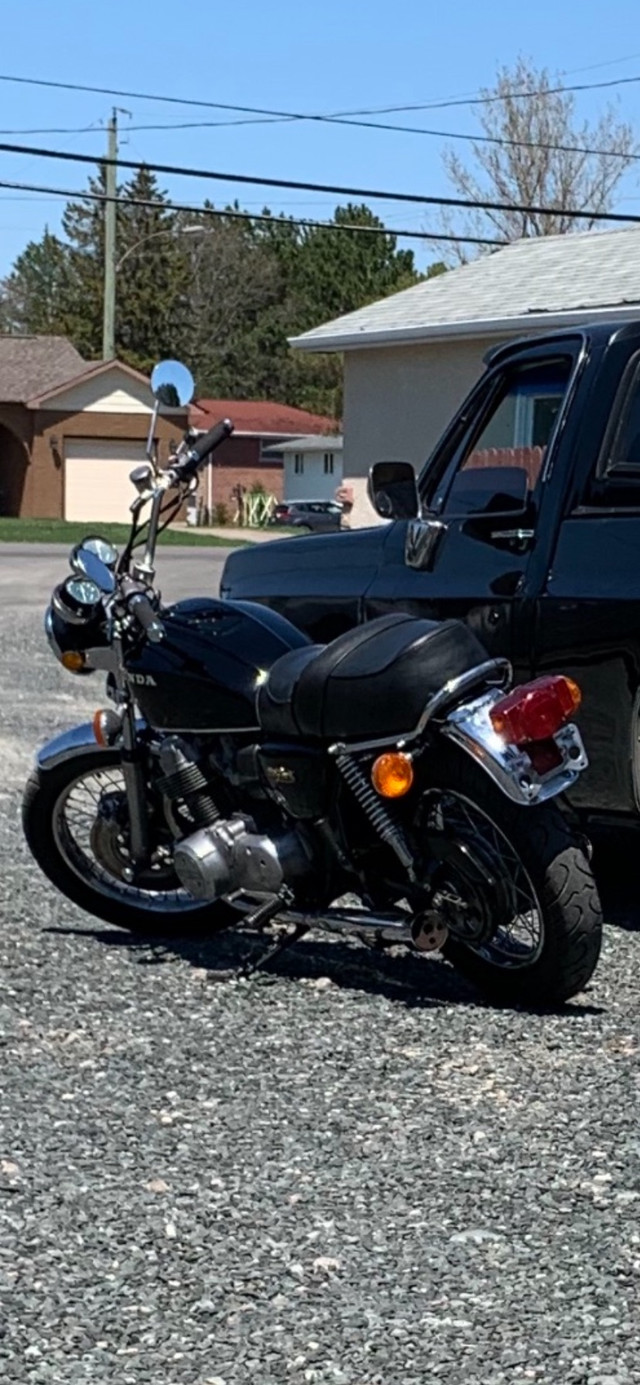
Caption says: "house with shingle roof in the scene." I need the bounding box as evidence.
[0,339,335,522]
[0,338,188,521]
[291,226,640,525]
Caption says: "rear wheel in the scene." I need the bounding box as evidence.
[416,744,602,1005]
[22,749,236,936]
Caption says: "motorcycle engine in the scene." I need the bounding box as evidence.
[173,814,314,902]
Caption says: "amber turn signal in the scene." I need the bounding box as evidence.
[371,752,415,799]
[61,650,86,673]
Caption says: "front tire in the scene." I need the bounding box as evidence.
[22,749,236,936]
[417,744,603,1006]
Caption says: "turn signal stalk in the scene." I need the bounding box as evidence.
[490,675,581,745]
[93,708,123,747]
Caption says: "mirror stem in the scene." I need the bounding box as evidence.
[146,398,160,471]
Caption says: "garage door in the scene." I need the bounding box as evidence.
[65,439,149,523]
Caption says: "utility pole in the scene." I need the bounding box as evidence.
[102,110,117,360]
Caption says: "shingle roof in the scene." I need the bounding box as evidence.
[291,226,640,352]
[0,335,86,401]
[192,398,337,436]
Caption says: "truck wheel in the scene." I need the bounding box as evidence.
[416,744,603,1006]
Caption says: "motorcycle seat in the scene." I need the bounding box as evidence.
[258,612,488,741]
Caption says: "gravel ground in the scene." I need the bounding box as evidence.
[1,549,640,1385]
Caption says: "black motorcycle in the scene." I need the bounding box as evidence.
[22,360,602,1006]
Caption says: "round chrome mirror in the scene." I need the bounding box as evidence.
[70,545,116,595]
[151,359,194,408]
[78,535,119,569]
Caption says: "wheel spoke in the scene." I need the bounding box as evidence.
[53,765,203,915]
[426,790,543,969]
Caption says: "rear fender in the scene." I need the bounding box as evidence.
[440,692,588,806]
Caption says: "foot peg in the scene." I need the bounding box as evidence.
[411,911,449,953]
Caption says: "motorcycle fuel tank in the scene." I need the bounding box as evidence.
[125,597,309,732]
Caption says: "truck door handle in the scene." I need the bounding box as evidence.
[490,528,535,540]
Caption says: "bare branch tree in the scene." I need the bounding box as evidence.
[436,57,639,261]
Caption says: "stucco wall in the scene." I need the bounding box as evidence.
[341,336,504,527]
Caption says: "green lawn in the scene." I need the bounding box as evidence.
[0,519,251,547]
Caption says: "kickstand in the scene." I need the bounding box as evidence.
[238,919,309,982]
[209,890,308,985]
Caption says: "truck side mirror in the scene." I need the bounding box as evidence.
[368,461,420,520]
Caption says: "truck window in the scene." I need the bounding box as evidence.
[430,357,573,517]
[599,353,640,478]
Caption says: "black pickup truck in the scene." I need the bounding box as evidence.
[221,320,640,833]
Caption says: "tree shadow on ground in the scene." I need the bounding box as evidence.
[46,915,605,1017]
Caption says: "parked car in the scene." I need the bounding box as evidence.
[269,500,344,533]
[221,319,640,839]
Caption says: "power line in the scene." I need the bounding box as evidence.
[119,116,640,165]
[0,80,637,168]
[1,67,640,122]
[0,179,505,245]
[0,126,103,136]
[341,72,640,115]
[1,139,639,225]
[0,109,637,172]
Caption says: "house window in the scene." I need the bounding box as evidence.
[323,452,334,475]
[294,453,304,474]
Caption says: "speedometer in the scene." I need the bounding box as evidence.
[52,576,103,623]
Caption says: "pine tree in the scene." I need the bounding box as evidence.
[1,228,75,336]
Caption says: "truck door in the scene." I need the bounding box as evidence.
[535,347,640,817]
[363,341,583,670]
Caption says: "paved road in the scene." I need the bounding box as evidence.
[1,549,639,1384]
[0,543,238,608]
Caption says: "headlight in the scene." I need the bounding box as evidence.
[45,584,107,677]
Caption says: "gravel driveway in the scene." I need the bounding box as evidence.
[1,547,639,1385]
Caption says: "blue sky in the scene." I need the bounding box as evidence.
[2,0,640,277]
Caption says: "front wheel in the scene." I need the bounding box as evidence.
[22,748,236,936]
[415,744,603,1006]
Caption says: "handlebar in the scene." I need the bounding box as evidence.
[170,418,234,483]
[127,591,165,643]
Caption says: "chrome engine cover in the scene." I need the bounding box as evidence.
[172,814,312,901]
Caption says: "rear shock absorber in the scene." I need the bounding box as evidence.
[157,737,221,828]
[334,750,415,878]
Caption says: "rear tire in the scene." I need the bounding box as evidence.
[22,749,237,937]
[417,744,602,1006]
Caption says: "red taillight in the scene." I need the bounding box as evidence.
[490,676,581,745]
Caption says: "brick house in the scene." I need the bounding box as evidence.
[0,335,337,523]
[190,398,337,520]
[0,337,187,522]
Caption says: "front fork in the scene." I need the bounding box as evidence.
[110,632,150,867]
[120,699,150,865]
